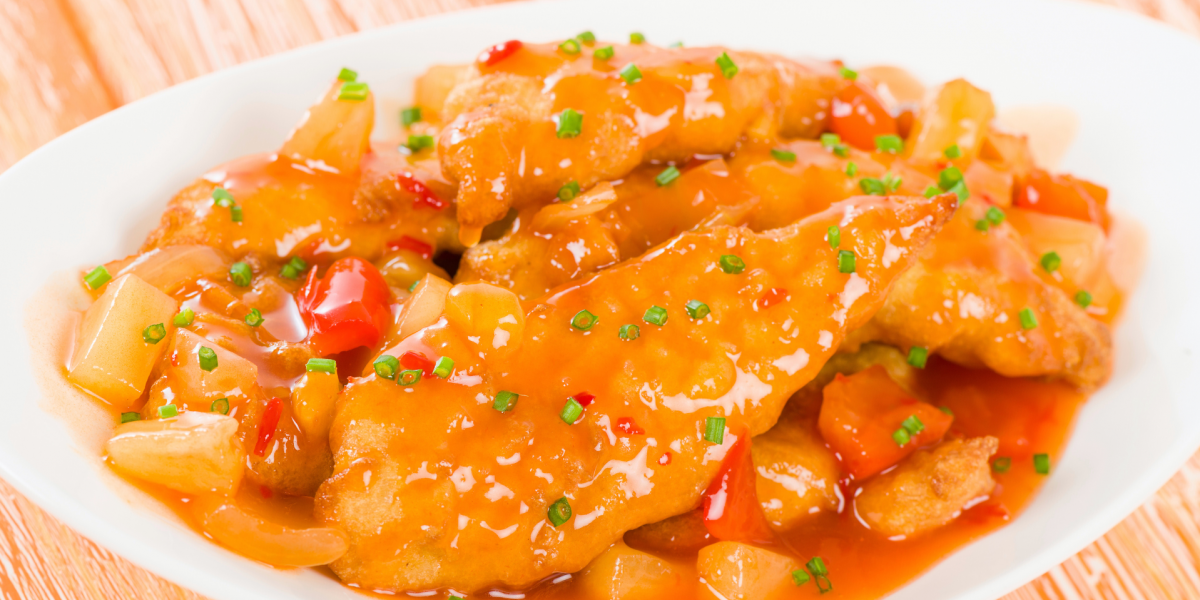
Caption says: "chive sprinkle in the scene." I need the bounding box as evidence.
[655,165,680,186]
[837,250,856,274]
[211,398,230,415]
[560,397,584,424]
[558,181,581,201]
[630,32,645,44]
[719,254,745,274]
[493,390,519,413]
[944,144,962,159]
[408,280,420,292]
[571,309,598,331]
[1019,308,1039,330]
[882,173,903,192]
[923,185,941,198]
[685,300,710,319]
[619,63,643,84]
[859,177,887,196]
[244,308,264,327]
[229,262,252,287]
[792,569,811,586]
[807,557,833,594]
[1040,251,1062,273]
[373,355,399,380]
[771,148,797,163]
[821,133,849,157]
[938,166,964,191]
[407,134,434,151]
[594,46,614,60]
[875,134,903,153]
[198,347,218,372]
[83,265,111,290]
[704,416,725,444]
[577,31,596,45]
[337,67,358,82]
[948,180,970,203]
[992,457,1012,473]
[158,404,178,419]
[643,305,668,326]
[619,324,640,340]
[401,106,422,126]
[306,358,337,374]
[230,206,244,223]
[901,415,925,435]
[142,323,166,344]
[337,81,369,101]
[120,412,140,424]
[907,346,928,369]
[556,109,582,138]
[715,52,738,78]
[839,66,858,80]
[845,162,858,177]
[398,369,422,386]
[828,225,841,249]
[1034,453,1051,475]
[433,356,455,378]
[280,256,308,280]
[893,427,911,446]
[975,219,990,232]
[559,38,581,55]
[1074,290,1093,308]
[986,206,1006,226]
[174,307,194,327]
[212,187,235,207]
[548,497,572,527]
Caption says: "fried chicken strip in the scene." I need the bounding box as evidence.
[315,192,956,592]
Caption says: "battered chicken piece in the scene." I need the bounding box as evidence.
[315,193,956,592]
[437,42,841,235]
[855,437,999,537]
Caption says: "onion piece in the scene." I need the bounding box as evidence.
[193,495,348,567]
[106,412,243,495]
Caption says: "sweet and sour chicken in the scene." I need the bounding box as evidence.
[56,33,1135,600]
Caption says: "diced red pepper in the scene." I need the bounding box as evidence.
[387,235,434,259]
[702,430,775,544]
[616,417,644,435]
[477,40,524,67]
[400,351,435,377]
[658,452,672,465]
[1014,168,1109,230]
[573,392,596,407]
[758,287,788,309]
[397,172,447,210]
[297,257,393,356]
[830,81,898,151]
[818,365,953,479]
[254,398,284,457]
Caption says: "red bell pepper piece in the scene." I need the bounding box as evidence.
[387,235,434,259]
[298,257,392,356]
[702,430,775,544]
[830,81,898,151]
[573,392,595,407]
[397,172,447,210]
[818,365,953,479]
[254,398,284,457]
[400,351,435,377]
[1014,168,1109,230]
[477,40,524,67]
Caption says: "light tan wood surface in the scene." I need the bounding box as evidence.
[1,0,1198,598]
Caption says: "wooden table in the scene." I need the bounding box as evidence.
[2,0,1198,597]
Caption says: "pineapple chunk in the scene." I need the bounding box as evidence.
[193,494,348,567]
[279,79,374,174]
[144,329,260,417]
[578,542,680,600]
[394,274,452,342]
[106,411,244,495]
[414,64,472,121]
[291,371,339,441]
[1008,207,1106,288]
[697,542,801,600]
[110,245,228,294]
[443,282,525,360]
[68,274,178,408]
[905,79,996,165]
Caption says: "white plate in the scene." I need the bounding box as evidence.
[2,0,1199,598]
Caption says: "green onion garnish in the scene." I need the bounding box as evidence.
[594,46,614,60]
[1074,290,1093,308]
[398,369,421,386]
[1034,453,1051,475]
[306,358,337,374]
[337,67,358,82]
[1019,308,1038,330]
[337,81,369,101]
[1040,251,1062,273]
[807,557,833,594]
[992,457,1012,473]
[828,225,841,249]
[892,427,910,446]
[244,308,263,327]
[373,355,399,380]
[229,262,252,287]
[882,173,902,192]
[643,305,668,326]
[875,134,903,153]
[938,166,964,191]
[558,181,581,202]
[174,307,194,327]
[719,254,745,274]
[975,219,990,232]
[907,346,928,369]
[198,347,218,372]
[493,390,519,413]
[923,185,941,198]
[211,398,230,415]
[83,265,111,290]
[433,356,455,379]
[901,415,925,435]
[986,206,1006,226]
[771,148,797,163]
[630,32,645,44]
[859,177,886,196]
[619,324,640,341]
[577,31,596,45]
[948,180,970,203]
[685,300,710,319]
[715,52,738,79]
[401,106,422,126]
[619,63,643,84]
[548,497,572,527]
[820,133,849,157]
[408,280,420,292]
[944,144,962,159]
[556,108,583,138]
[559,38,581,55]
[560,397,584,424]
[704,416,725,444]
[158,404,178,419]
[212,187,235,207]
[120,412,140,424]
[230,206,244,223]
[839,66,858,80]
[571,309,598,331]
[845,162,858,177]
[792,569,811,586]
[939,406,954,416]
[655,165,680,186]
[142,323,166,344]
[837,250,856,274]
[280,256,308,280]
[407,134,435,151]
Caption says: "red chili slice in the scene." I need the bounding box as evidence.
[254,398,284,457]
[477,40,524,67]
[616,417,644,435]
[757,287,789,309]
[387,235,434,259]
[397,172,447,210]
[401,351,435,377]
[573,392,596,407]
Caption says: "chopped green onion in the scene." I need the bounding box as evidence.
[83,265,111,290]
[839,66,858,80]
[944,144,962,159]
[198,346,218,372]
[619,324,640,341]
[398,369,422,386]
[337,67,358,82]
[407,134,435,151]
[1019,308,1038,330]
[619,63,643,84]
[821,133,849,157]
[1040,251,1062,273]
[938,166,964,191]
[655,165,680,186]
[907,346,928,369]
[685,300,710,319]
[845,162,858,177]
[792,569,811,586]
[120,412,140,424]
[630,32,645,44]
[142,323,166,344]
[560,397,584,424]
[229,206,244,223]
[892,427,910,446]
[923,185,941,198]
[1034,453,1051,475]
[704,416,726,444]
[770,148,797,163]
[559,38,581,55]
[211,398,230,415]
[719,254,745,274]
[992,457,1012,473]
[643,305,668,326]
[174,307,195,327]
[408,279,420,292]
[939,406,954,416]
[828,225,841,249]
[401,106,422,126]
[337,81,369,101]
[212,187,235,207]
[158,404,178,419]
[1074,290,1093,308]
[882,173,903,192]
[244,308,263,327]
[433,356,455,379]
[807,556,829,576]
[577,31,596,45]
[556,108,583,138]
[548,497,572,527]
[837,250,856,274]
[948,179,970,203]
[571,309,599,331]
[280,256,308,279]
[975,219,990,232]
[875,134,903,153]
[229,262,252,287]
[558,181,581,202]
[493,390,519,413]
[715,52,738,79]
[901,415,925,435]
[373,355,399,380]
[306,357,337,374]
[594,46,614,60]
[807,557,833,594]
[986,206,1006,226]
[859,177,887,195]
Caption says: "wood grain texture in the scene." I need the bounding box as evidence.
[0,0,1198,598]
